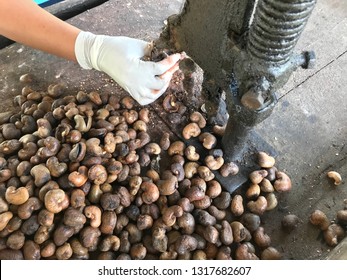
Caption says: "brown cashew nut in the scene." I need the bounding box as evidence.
[208,205,226,220]
[265,193,278,211]
[104,132,116,154]
[190,111,206,128]
[258,151,276,168]
[266,166,277,181]
[175,234,198,255]
[2,123,21,140]
[261,247,282,260]
[63,207,87,227]
[184,162,199,179]
[309,209,330,231]
[205,155,224,171]
[170,163,185,182]
[241,213,261,233]
[182,123,201,140]
[184,145,200,161]
[17,142,37,161]
[162,93,180,113]
[36,136,61,159]
[245,184,261,200]
[235,243,259,260]
[157,175,178,196]
[139,107,150,123]
[141,181,160,204]
[37,209,55,226]
[123,110,138,124]
[70,189,86,209]
[38,180,59,201]
[0,197,9,213]
[44,189,68,214]
[0,168,12,183]
[206,180,222,199]
[198,166,215,181]
[17,197,42,220]
[219,161,239,177]
[260,178,274,193]
[230,194,244,217]
[167,141,186,156]
[30,164,51,187]
[46,156,68,177]
[253,226,271,248]
[249,170,268,184]
[162,205,183,227]
[69,142,87,162]
[132,120,147,132]
[66,129,82,144]
[220,220,234,245]
[0,139,21,155]
[84,205,102,228]
[0,211,13,231]
[145,143,161,155]
[128,175,142,196]
[88,164,108,185]
[159,132,170,151]
[230,221,248,243]
[327,171,342,186]
[281,214,300,232]
[199,132,217,150]
[74,114,92,133]
[99,211,117,235]
[137,214,153,231]
[193,195,212,209]
[185,185,206,202]
[323,223,345,246]
[35,118,52,138]
[274,171,292,192]
[85,138,104,156]
[99,235,121,252]
[247,196,268,215]
[5,186,29,205]
[337,210,347,226]
[68,166,88,187]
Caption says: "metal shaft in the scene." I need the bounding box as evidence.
[248,0,316,64]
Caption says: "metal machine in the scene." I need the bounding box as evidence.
[162,0,317,192]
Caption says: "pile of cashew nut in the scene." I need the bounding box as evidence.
[0,78,295,260]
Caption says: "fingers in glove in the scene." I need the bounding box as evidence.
[151,80,171,96]
[157,62,180,80]
[149,62,180,90]
[118,37,154,58]
[144,41,154,57]
[153,52,185,75]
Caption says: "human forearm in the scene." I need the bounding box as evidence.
[0,0,80,61]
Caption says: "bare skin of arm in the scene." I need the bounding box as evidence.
[0,0,80,61]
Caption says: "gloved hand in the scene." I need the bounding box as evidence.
[75,31,184,105]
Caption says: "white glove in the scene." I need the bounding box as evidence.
[75,31,183,105]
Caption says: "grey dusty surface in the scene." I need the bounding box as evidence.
[0,0,346,259]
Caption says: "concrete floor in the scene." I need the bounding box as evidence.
[0,0,346,260]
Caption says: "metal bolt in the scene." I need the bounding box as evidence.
[241,88,265,110]
[302,51,316,69]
